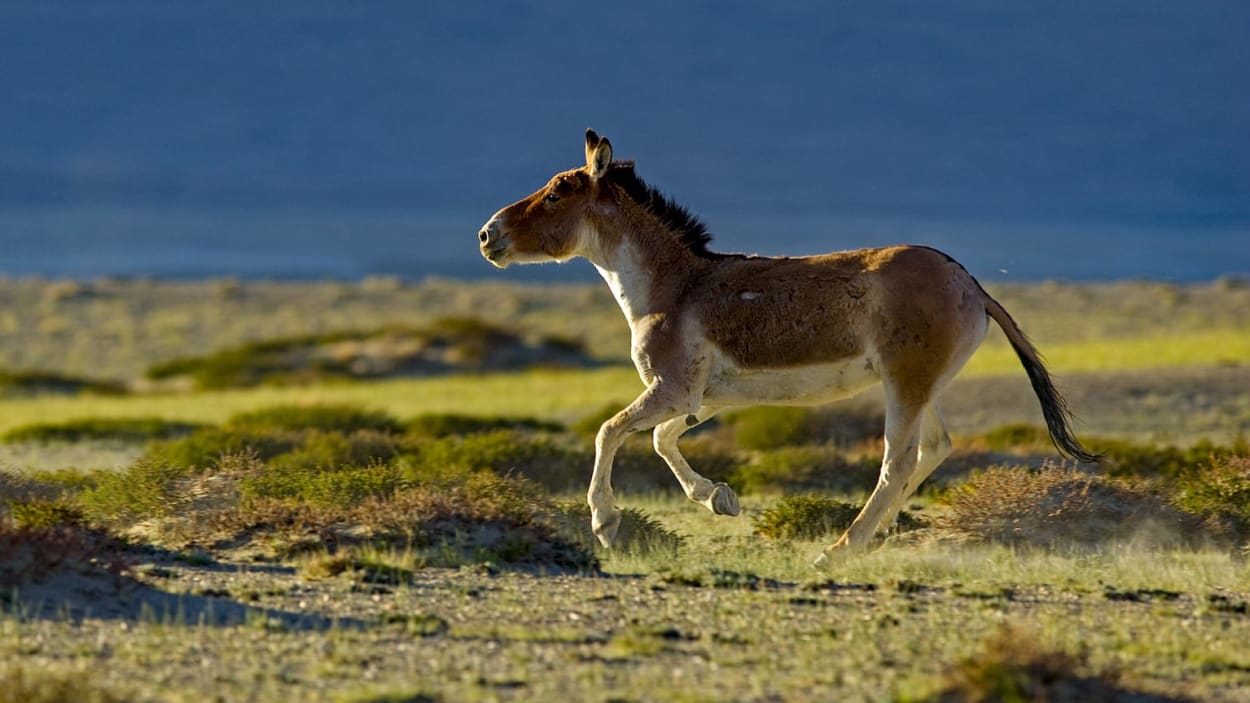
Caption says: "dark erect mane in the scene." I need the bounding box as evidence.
[605,161,722,259]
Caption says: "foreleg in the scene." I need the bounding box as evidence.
[589,384,699,547]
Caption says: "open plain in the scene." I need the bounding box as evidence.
[1,276,1249,702]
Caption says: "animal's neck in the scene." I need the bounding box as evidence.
[592,242,653,326]
[582,221,700,326]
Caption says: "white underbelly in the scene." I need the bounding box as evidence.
[702,352,881,407]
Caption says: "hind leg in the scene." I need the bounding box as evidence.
[815,395,924,565]
[653,409,739,517]
[886,404,952,528]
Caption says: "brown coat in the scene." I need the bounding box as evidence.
[479,130,1095,562]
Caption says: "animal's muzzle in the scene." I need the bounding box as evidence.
[478,218,509,267]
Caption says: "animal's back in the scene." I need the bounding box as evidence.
[689,245,982,370]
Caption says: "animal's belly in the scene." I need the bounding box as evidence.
[702,353,881,407]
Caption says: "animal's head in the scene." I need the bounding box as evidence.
[478,129,615,268]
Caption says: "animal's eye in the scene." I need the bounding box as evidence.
[544,192,561,203]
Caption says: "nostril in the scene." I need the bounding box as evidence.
[479,229,489,244]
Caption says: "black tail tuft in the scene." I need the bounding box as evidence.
[981,287,1099,464]
[1014,345,1101,463]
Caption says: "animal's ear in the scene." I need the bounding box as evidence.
[585,129,612,180]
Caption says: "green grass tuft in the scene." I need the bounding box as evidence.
[240,459,404,506]
[227,403,406,435]
[269,431,401,470]
[6,498,87,529]
[753,495,862,540]
[301,551,416,585]
[1,416,205,444]
[405,430,586,492]
[752,495,922,540]
[0,369,127,398]
[406,412,563,438]
[1091,437,1248,480]
[1172,453,1250,543]
[721,405,884,451]
[979,423,1052,452]
[77,457,200,523]
[568,401,625,437]
[729,445,880,495]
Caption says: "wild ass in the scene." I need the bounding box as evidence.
[478,130,1096,565]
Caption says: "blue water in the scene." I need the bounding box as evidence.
[1,2,1246,282]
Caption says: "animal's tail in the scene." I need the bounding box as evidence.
[981,289,1099,463]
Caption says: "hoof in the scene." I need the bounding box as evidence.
[707,482,740,516]
[592,508,622,549]
[812,537,863,568]
[812,546,847,570]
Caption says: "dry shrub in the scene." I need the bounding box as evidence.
[938,465,1200,548]
[548,501,684,557]
[163,470,596,570]
[922,624,1185,703]
[0,470,63,506]
[0,523,128,589]
[82,442,602,571]
[350,473,594,569]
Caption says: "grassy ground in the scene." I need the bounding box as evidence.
[3,495,1250,702]
[2,277,1249,702]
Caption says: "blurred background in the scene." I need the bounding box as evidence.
[2,1,1246,283]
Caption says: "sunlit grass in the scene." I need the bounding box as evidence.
[966,328,1250,376]
[0,367,644,436]
[2,328,1245,438]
